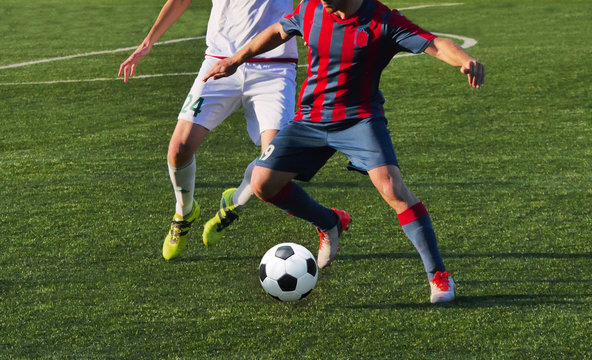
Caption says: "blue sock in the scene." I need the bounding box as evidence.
[266,182,338,231]
[398,202,445,280]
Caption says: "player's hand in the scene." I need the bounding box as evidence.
[461,59,485,88]
[118,41,153,83]
[202,58,240,82]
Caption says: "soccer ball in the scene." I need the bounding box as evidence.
[259,242,318,302]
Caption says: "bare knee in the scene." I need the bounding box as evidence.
[368,165,419,212]
[167,140,195,167]
[168,120,209,167]
[251,166,293,201]
[381,181,417,212]
[375,179,399,202]
[251,168,275,200]
[375,176,405,202]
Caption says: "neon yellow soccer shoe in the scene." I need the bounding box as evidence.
[202,188,240,246]
[162,200,200,260]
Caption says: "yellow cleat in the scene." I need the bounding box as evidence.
[203,188,239,246]
[162,200,200,260]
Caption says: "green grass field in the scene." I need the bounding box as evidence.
[1,0,591,358]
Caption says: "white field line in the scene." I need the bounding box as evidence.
[395,32,477,58]
[0,3,469,86]
[0,72,199,86]
[400,3,463,10]
[0,36,206,70]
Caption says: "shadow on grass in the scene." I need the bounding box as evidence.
[454,294,592,306]
[172,254,260,263]
[339,252,592,261]
[195,179,514,190]
[345,294,592,310]
[195,180,372,190]
[170,251,591,264]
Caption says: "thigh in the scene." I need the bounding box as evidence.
[328,118,399,172]
[260,129,279,153]
[242,63,297,145]
[178,57,243,130]
[256,121,335,182]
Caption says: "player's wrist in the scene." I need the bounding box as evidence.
[141,38,156,49]
[233,51,251,66]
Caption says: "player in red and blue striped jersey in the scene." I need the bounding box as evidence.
[204,0,485,303]
[286,0,439,123]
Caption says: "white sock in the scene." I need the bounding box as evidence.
[168,156,196,216]
[233,158,256,209]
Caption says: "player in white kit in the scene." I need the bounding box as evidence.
[118,0,298,260]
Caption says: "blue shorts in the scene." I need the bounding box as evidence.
[256,117,399,181]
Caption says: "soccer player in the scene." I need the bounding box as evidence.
[204,0,485,303]
[118,0,298,260]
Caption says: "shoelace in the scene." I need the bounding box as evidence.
[216,209,239,232]
[170,219,193,237]
[431,271,451,291]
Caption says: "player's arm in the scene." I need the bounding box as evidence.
[424,37,485,88]
[118,0,193,82]
[202,22,293,82]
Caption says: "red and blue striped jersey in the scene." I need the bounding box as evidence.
[280,0,436,122]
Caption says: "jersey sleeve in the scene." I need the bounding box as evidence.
[279,2,304,36]
[386,11,436,54]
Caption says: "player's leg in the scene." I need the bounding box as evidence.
[331,117,453,302]
[220,128,278,213]
[232,129,278,205]
[203,62,296,246]
[368,165,445,274]
[168,120,209,214]
[367,165,454,303]
[202,129,277,246]
[163,120,208,260]
[163,57,243,259]
[251,122,351,268]
[251,166,351,269]
[237,62,296,209]
[329,117,446,274]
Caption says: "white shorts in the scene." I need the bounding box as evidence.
[178,56,297,146]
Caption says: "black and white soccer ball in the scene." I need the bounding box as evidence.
[259,242,318,302]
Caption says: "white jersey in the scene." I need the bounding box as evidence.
[205,0,298,61]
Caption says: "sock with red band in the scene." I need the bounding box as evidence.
[266,181,338,231]
[398,202,445,280]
